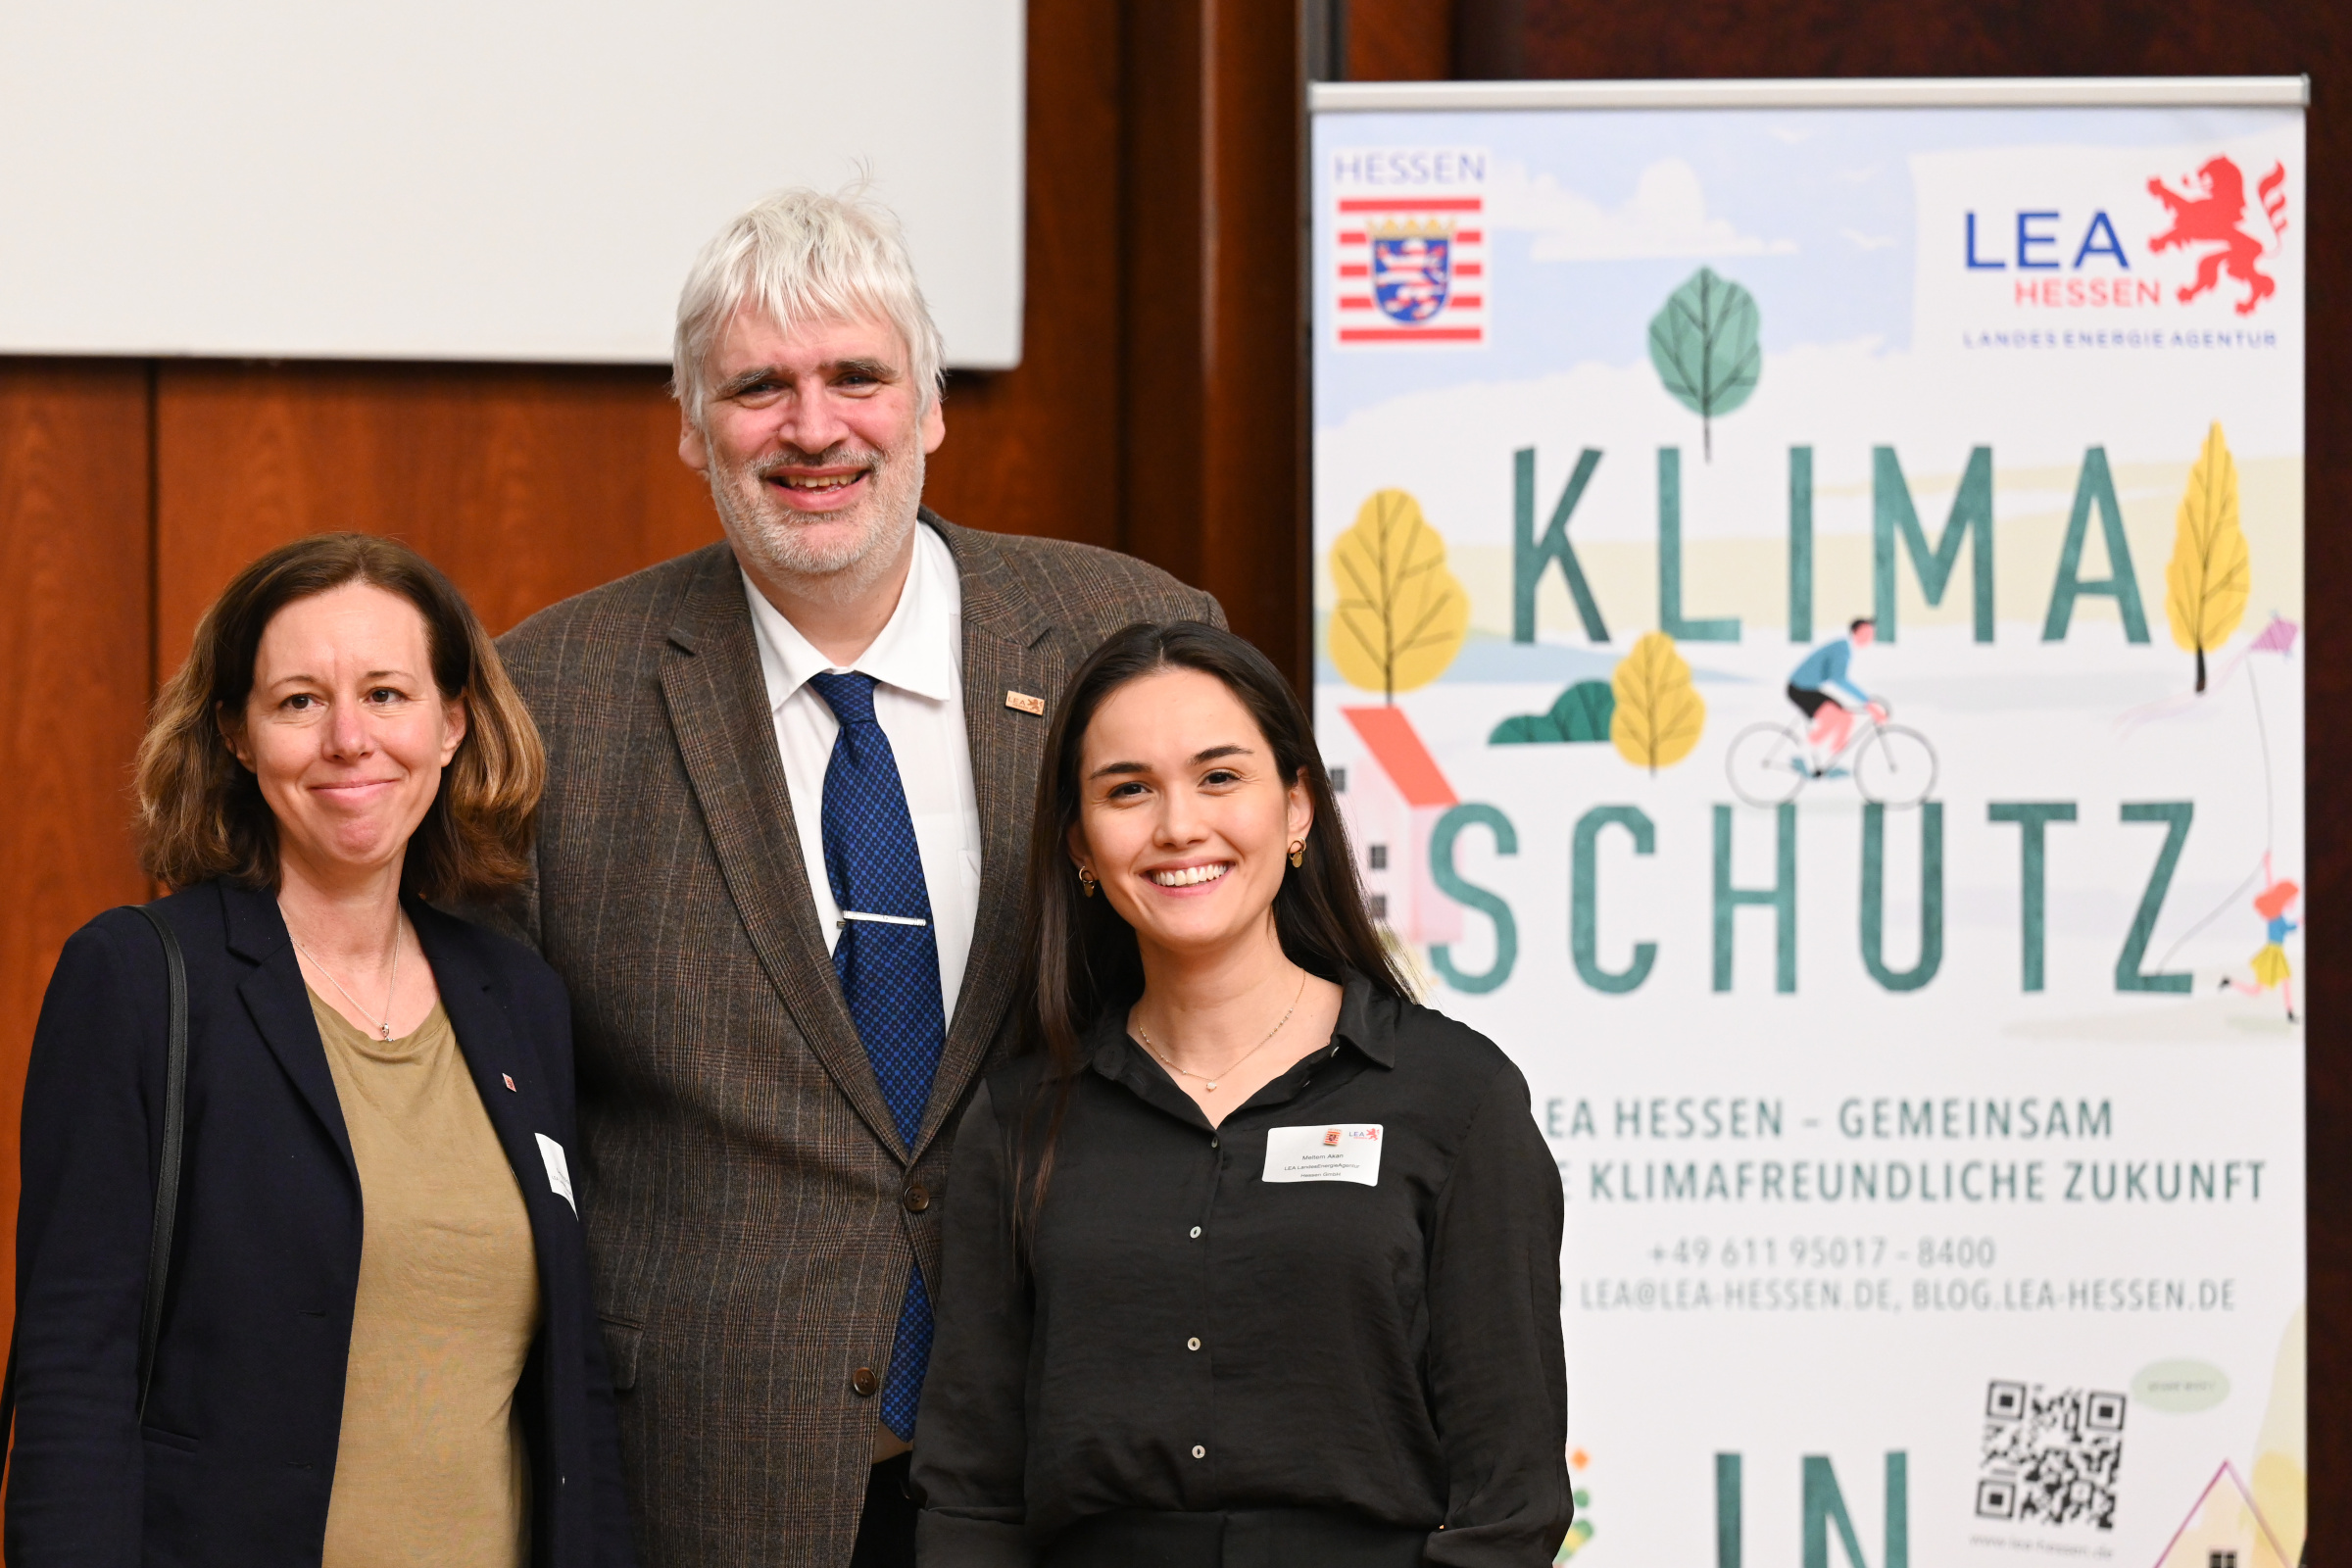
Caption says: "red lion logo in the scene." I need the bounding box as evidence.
[2146,156,2288,316]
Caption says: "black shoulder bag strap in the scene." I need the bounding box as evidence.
[130,903,191,1419]
[0,903,189,1497]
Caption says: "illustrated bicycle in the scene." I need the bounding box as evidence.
[1724,701,1938,808]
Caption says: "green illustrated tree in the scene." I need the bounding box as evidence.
[1610,632,1706,774]
[1330,488,1469,702]
[2163,421,2250,693]
[1647,267,1762,461]
[1489,680,1615,744]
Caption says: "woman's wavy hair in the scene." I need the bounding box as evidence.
[1006,621,1410,1240]
[136,532,544,903]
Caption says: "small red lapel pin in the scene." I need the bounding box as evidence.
[502,1074,517,1093]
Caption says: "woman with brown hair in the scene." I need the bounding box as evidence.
[10,533,632,1566]
[913,622,1570,1567]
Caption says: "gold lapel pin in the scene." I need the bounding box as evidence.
[1004,690,1046,715]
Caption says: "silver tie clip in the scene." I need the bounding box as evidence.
[838,910,929,928]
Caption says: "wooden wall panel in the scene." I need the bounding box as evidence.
[1499,0,2338,84]
[155,362,720,665]
[1475,0,2346,1539]
[1123,0,1309,685]
[1346,0,1457,79]
[1121,0,1211,603]
[0,361,155,1342]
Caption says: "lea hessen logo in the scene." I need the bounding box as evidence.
[2147,156,2287,315]
[1964,155,2288,318]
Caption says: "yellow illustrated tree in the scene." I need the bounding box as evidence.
[1329,489,1469,702]
[1610,631,1705,773]
[2164,421,2250,693]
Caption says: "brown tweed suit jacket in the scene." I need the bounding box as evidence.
[486,513,1221,1567]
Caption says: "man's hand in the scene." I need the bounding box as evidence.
[1866,701,1888,724]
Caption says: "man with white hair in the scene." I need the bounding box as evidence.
[491,189,1221,1566]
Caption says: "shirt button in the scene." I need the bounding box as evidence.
[1209,1138,1219,1150]
[850,1367,879,1397]
[1187,1337,1200,1351]
[1192,1446,1206,1459]
[1189,1226,1201,1239]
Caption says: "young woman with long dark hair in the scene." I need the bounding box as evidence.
[913,622,1570,1567]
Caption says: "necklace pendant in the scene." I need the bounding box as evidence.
[1205,1081,1218,1091]
[379,1023,392,1041]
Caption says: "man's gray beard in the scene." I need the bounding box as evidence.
[709,446,926,608]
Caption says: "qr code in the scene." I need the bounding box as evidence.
[1975,1381,2126,1528]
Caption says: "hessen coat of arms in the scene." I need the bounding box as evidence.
[1369,219,1454,323]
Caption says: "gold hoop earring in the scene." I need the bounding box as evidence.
[1288,840,1305,868]
[1078,866,1098,897]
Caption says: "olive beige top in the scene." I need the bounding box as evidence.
[310,990,542,1568]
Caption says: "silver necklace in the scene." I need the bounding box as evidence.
[1136,971,1309,1093]
[290,923,402,1041]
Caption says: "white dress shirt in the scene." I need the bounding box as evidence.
[743,525,984,1014]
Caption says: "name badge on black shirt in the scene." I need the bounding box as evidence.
[1262,1124,1385,1186]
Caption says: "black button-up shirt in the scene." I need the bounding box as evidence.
[913,973,1571,1566]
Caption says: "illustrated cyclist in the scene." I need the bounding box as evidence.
[1787,617,1886,777]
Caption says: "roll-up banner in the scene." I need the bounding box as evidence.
[1308,78,2305,1565]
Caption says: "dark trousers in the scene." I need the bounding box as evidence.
[1044,1508,1427,1568]
[850,1453,918,1568]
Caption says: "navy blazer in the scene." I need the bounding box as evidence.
[8,881,633,1567]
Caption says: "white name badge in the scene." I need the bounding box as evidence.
[535,1133,577,1214]
[1262,1124,1385,1186]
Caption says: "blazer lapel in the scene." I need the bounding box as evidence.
[655,549,906,1155]
[918,517,1062,1157]
[220,884,357,1180]
[413,906,573,1238]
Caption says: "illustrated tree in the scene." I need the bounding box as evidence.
[1647,268,1761,461]
[1610,631,1705,773]
[2163,421,2250,693]
[1330,488,1469,702]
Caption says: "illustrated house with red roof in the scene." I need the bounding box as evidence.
[2151,1462,2293,1568]
[1335,707,1461,947]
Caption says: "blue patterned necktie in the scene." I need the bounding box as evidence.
[807,670,944,1443]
